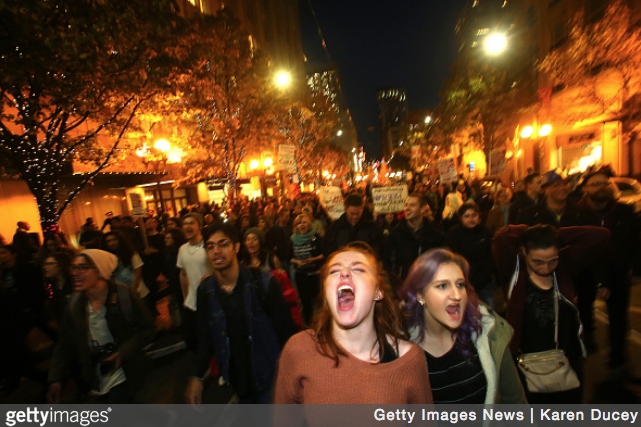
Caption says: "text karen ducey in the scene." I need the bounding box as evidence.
[374,408,638,424]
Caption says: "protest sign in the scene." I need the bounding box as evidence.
[319,186,344,220]
[489,148,507,175]
[438,158,457,184]
[277,144,296,171]
[372,185,408,214]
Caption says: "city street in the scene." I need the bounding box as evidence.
[3,285,641,405]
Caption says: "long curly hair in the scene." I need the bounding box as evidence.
[400,248,482,358]
[312,242,408,366]
[101,231,135,268]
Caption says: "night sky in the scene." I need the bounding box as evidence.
[299,0,470,159]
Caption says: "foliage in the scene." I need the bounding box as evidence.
[276,89,340,181]
[163,10,283,202]
[538,0,641,126]
[440,48,536,154]
[0,0,190,231]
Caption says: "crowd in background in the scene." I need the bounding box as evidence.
[1,164,639,405]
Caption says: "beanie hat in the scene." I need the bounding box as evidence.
[80,249,118,280]
[244,227,265,246]
[184,212,204,228]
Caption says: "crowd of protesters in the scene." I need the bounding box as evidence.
[1,164,639,405]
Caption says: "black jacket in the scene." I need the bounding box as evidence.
[577,197,641,275]
[324,214,382,256]
[515,198,592,227]
[445,224,494,291]
[383,219,443,279]
[48,283,155,393]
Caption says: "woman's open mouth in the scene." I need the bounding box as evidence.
[337,284,355,311]
[445,303,461,319]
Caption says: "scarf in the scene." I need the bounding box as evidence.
[291,229,315,246]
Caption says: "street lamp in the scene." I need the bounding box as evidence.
[484,34,507,55]
[154,139,171,153]
[275,71,291,88]
[425,116,432,124]
[520,123,552,173]
[337,130,343,137]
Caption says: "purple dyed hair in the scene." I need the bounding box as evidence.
[400,248,482,358]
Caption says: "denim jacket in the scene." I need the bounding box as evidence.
[194,265,295,391]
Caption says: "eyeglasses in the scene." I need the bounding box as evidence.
[205,239,232,251]
[70,264,95,272]
[529,258,559,267]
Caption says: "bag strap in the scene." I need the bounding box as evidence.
[115,283,134,324]
[553,273,560,349]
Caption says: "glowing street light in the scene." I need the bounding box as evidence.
[520,126,534,138]
[521,124,551,139]
[275,71,291,88]
[263,157,273,168]
[136,145,150,157]
[337,130,343,136]
[485,34,507,55]
[539,124,552,137]
[250,159,260,169]
[425,116,432,124]
[154,139,171,153]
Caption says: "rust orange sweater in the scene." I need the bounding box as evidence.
[274,330,433,404]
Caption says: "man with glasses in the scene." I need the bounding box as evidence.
[185,223,296,404]
[47,249,154,403]
[493,223,610,403]
[577,166,641,374]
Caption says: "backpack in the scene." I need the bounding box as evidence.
[250,268,303,330]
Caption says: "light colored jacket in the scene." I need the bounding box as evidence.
[473,305,527,404]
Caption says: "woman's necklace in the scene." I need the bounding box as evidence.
[188,241,202,255]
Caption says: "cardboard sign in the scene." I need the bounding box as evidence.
[277,144,296,171]
[129,193,146,216]
[372,185,408,214]
[319,186,344,220]
[438,158,457,184]
[489,148,507,176]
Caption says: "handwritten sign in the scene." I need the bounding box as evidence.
[489,148,507,176]
[319,186,344,220]
[372,185,408,214]
[277,144,296,171]
[438,158,457,184]
[129,193,146,216]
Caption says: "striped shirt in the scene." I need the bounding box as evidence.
[424,345,487,404]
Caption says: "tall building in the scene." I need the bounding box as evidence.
[377,87,408,160]
[455,0,516,53]
[306,66,357,153]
